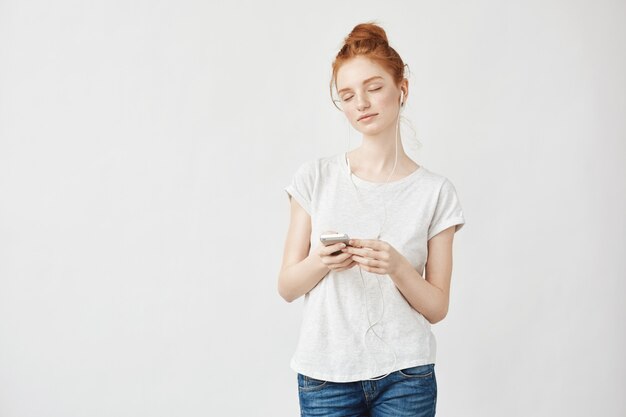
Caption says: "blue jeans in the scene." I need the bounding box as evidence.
[297,363,437,417]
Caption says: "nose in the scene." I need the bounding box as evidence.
[355,93,370,111]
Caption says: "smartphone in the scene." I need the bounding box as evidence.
[320,233,350,255]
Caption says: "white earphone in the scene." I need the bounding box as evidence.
[400,90,404,106]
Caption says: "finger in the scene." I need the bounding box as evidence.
[331,259,353,270]
[335,260,357,272]
[324,251,352,264]
[349,239,386,250]
[321,242,347,256]
[337,252,354,263]
[352,254,384,268]
[344,246,386,260]
[334,263,356,272]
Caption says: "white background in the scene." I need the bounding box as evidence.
[1,1,625,416]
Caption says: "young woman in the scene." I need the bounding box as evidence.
[278,22,466,417]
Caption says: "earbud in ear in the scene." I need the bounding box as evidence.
[400,91,405,106]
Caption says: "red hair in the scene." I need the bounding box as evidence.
[330,22,406,109]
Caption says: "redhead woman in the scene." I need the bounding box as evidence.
[278,22,466,417]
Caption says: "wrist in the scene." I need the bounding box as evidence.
[389,257,413,283]
[307,250,330,274]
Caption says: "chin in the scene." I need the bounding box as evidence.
[354,124,389,137]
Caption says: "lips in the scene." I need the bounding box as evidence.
[358,113,378,121]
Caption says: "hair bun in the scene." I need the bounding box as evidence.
[344,22,389,47]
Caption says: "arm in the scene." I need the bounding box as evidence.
[277,197,353,303]
[390,226,456,324]
[346,225,457,324]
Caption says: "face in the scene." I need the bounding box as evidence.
[335,56,406,136]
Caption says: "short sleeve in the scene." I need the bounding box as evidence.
[427,178,466,240]
[284,161,316,215]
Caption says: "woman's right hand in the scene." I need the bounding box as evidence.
[314,241,356,272]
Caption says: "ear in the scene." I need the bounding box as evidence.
[400,79,409,104]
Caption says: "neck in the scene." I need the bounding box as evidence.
[349,127,408,176]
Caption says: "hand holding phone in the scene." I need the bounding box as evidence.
[320,232,350,247]
[316,231,356,271]
[320,232,350,256]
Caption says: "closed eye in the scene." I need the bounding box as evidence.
[341,86,381,101]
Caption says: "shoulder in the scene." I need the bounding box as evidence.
[416,166,456,191]
[421,168,466,239]
[292,153,343,178]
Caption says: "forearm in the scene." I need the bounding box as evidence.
[389,263,448,324]
[278,254,330,303]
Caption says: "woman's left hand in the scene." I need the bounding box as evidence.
[342,239,410,276]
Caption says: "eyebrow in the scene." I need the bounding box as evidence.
[337,76,384,94]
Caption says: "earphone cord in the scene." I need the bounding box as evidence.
[359,266,397,380]
[347,101,403,380]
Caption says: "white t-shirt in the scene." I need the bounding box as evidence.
[284,152,466,382]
